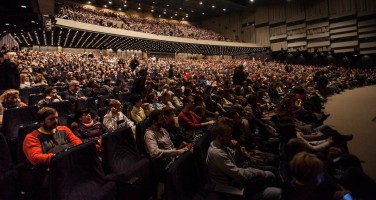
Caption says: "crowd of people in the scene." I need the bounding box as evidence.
[56,3,230,41]
[1,48,376,200]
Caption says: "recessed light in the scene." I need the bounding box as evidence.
[151,9,154,12]
[109,1,112,4]
[212,5,215,8]
[202,12,205,15]
[5,23,9,26]
[199,2,203,5]
[223,8,226,11]
[138,7,141,10]
[124,4,127,7]
[21,5,27,8]
[167,4,169,7]
[104,5,107,7]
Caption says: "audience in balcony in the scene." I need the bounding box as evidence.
[57,3,230,41]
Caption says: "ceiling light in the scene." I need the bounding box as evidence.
[250,0,254,2]
[21,5,27,8]
[199,2,203,5]
[5,23,9,26]
[124,4,127,7]
[104,5,107,7]
[202,12,205,15]
[212,5,215,8]
[109,1,112,4]
[223,8,226,11]
[167,4,169,7]
[151,9,154,12]
[179,8,182,10]
[138,7,141,10]
[118,8,122,11]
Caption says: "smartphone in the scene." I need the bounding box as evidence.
[343,192,353,200]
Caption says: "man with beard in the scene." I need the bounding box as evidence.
[23,107,82,166]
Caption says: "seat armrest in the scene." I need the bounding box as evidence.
[204,183,244,197]
[105,173,140,185]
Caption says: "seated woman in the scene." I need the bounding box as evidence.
[147,92,165,111]
[0,89,27,109]
[38,87,63,108]
[73,109,108,144]
[130,95,149,124]
[160,91,175,109]
[103,99,135,132]
[32,73,48,87]
[19,73,32,89]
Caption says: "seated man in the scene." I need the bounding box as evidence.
[61,80,87,103]
[145,110,191,200]
[206,118,281,200]
[37,86,63,108]
[23,107,82,166]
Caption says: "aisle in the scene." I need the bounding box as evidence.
[323,85,376,180]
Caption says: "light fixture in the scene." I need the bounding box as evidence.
[199,2,203,5]
[109,1,112,4]
[21,5,27,8]
[223,8,226,11]
[212,5,215,8]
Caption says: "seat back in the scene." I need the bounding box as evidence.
[101,127,141,174]
[45,101,74,126]
[165,151,200,200]
[0,134,13,172]
[193,133,212,185]
[28,93,45,106]
[17,123,40,164]
[98,95,113,108]
[135,119,151,156]
[75,97,98,114]
[49,142,111,200]
[2,105,39,139]
[19,87,41,105]
[0,135,18,200]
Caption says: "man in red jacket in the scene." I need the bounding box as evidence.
[23,107,82,166]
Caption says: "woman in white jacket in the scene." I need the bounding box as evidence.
[103,99,135,133]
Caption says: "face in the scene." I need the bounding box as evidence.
[49,89,57,98]
[219,128,232,146]
[70,83,80,93]
[80,112,92,124]
[155,114,166,128]
[164,111,176,123]
[7,94,19,104]
[42,113,59,131]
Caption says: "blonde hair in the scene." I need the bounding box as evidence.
[107,99,121,109]
[0,89,20,103]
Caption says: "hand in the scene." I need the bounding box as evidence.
[80,96,88,101]
[257,170,267,178]
[45,96,52,102]
[228,140,239,149]
[208,120,215,125]
[110,107,117,114]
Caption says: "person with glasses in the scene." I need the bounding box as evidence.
[38,87,62,108]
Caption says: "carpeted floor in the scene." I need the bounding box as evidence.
[323,85,376,180]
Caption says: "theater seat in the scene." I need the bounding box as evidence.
[0,134,18,200]
[49,142,116,200]
[45,101,74,126]
[101,126,152,200]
